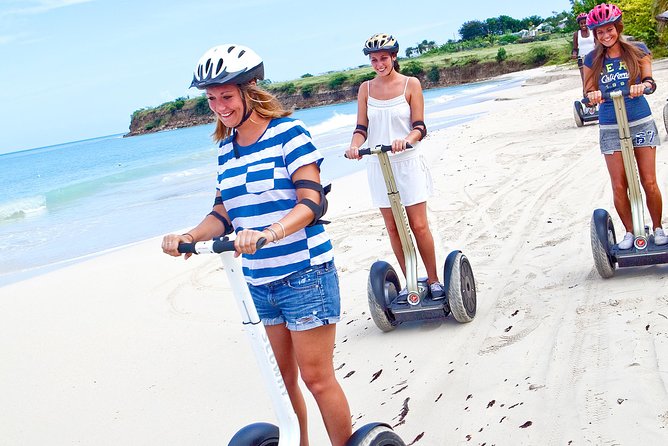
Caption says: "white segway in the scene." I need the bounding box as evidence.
[349,144,476,332]
[589,88,668,278]
[178,238,405,445]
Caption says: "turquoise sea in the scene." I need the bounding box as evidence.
[0,75,527,286]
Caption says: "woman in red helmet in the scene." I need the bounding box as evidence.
[345,33,444,300]
[572,12,596,98]
[583,3,667,249]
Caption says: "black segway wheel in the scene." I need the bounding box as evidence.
[590,208,616,278]
[367,261,400,332]
[663,101,668,135]
[228,422,279,446]
[573,101,584,127]
[444,251,476,323]
[345,422,406,446]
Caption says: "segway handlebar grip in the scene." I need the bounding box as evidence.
[366,143,414,155]
[177,242,197,254]
[178,237,267,254]
[377,143,413,152]
[582,87,653,105]
[346,143,414,158]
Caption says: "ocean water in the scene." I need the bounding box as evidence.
[0,74,527,286]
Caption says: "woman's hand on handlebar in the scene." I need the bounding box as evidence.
[162,233,194,259]
[586,90,603,105]
[629,83,646,98]
[234,229,267,257]
[345,145,361,160]
[391,139,411,153]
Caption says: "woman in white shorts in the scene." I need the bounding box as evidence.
[345,33,443,298]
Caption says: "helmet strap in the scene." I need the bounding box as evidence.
[232,131,241,159]
[234,106,253,129]
[231,86,254,159]
[232,86,253,130]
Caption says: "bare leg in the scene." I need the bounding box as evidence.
[292,325,352,446]
[265,324,309,445]
[635,146,663,229]
[604,152,633,232]
[406,202,439,284]
[379,207,406,277]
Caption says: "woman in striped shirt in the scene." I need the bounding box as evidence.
[162,44,352,446]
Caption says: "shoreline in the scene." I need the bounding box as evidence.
[3,63,668,444]
[0,72,530,289]
[125,60,543,137]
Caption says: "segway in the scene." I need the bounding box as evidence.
[178,237,406,445]
[589,88,668,278]
[573,99,599,127]
[351,144,476,332]
[663,99,668,135]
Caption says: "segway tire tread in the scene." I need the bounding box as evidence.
[574,101,584,128]
[367,261,399,332]
[346,424,406,446]
[663,102,668,135]
[590,210,616,279]
[445,252,476,323]
[227,422,279,446]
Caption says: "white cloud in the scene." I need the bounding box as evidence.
[0,0,93,18]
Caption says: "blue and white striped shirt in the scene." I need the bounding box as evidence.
[217,117,333,285]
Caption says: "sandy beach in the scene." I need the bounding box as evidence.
[2,61,668,445]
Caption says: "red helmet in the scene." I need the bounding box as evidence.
[576,12,588,22]
[586,3,622,30]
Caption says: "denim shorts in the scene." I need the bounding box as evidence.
[247,260,341,331]
[599,117,660,154]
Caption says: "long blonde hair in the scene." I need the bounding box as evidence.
[588,21,648,90]
[212,83,292,143]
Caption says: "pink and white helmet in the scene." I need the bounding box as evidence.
[576,12,588,22]
[586,3,622,30]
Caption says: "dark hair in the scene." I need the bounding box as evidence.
[391,52,400,71]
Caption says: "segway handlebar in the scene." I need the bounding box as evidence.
[582,87,653,106]
[345,143,413,158]
[178,237,267,255]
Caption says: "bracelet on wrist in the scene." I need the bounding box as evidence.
[182,232,195,242]
[274,221,286,239]
[264,227,279,244]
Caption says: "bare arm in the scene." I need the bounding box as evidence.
[345,81,370,160]
[631,54,654,97]
[406,76,425,145]
[583,64,602,104]
[162,191,233,257]
[391,76,425,152]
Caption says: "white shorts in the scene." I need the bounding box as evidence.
[366,149,433,208]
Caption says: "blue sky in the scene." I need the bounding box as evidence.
[0,0,572,154]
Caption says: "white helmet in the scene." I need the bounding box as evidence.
[190,44,264,89]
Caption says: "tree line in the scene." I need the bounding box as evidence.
[401,0,665,59]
